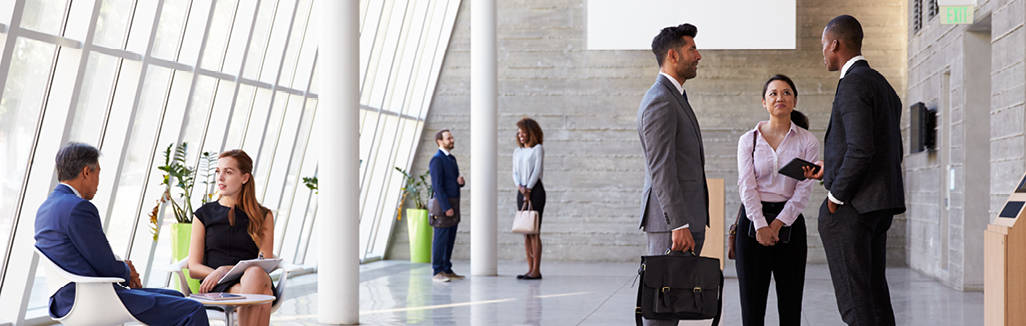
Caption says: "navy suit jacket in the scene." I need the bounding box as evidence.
[823,60,906,215]
[429,149,462,211]
[34,184,159,318]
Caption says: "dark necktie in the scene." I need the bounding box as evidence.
[682,89,689,103]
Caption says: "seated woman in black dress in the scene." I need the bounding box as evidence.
[188,149,274,326]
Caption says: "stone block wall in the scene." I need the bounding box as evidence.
[387,0,909,264]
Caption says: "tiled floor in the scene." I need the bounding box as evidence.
[265,260,982,325]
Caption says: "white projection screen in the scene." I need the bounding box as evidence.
[587,0,796,50]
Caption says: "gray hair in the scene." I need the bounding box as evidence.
[56,142,100,181]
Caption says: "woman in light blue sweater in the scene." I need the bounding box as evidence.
[513,117,545,280]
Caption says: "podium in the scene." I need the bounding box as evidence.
[985,173,1026,325]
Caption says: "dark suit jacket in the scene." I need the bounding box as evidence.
[429,149,463,212]
[823,60,906,215]
[637,74,710,232]
[34,184,159,318]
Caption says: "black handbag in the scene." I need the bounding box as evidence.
[635,250,723,325]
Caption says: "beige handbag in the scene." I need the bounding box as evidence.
[511,200,539,234]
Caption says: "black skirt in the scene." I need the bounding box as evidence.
[516,181,546,227]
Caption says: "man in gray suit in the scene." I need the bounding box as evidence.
[636,23,709,326]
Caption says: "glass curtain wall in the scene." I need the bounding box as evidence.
[0,0,460,322]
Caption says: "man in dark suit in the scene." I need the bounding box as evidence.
[636,23,709,326]
[34,142,208,325]
[428,129,466,283]
[807,15,906,326]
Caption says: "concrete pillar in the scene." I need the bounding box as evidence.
[317,0,360,323]
[471,0,498,276]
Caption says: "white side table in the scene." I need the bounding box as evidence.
[189,293,275,325]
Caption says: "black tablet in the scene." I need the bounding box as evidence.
[778,158,820,181]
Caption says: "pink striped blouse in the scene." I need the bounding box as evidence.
[736,121,820,229]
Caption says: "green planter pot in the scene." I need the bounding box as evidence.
[170,223,201,294]
[406,209,432,263]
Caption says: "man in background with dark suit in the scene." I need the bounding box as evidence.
[806,15,906,326]
[428,129,466,283]
[636,23,709,326]
[35,142,208,325]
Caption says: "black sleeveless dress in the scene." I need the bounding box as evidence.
[194,202,273,293]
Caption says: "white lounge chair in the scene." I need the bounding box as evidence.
[34,247,141,325]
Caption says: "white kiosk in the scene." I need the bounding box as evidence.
[985,172,1026,325]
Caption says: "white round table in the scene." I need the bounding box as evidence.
[189,293,275,325]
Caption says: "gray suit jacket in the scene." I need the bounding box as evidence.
[637,74,709,233]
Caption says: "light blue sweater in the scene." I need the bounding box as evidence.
[512,144,544,189]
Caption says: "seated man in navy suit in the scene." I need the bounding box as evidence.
[35,142,208,326]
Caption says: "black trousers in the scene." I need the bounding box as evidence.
[735,201,807,326]
[818,199,895,326]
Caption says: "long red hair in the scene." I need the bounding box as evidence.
[219,150,269,245]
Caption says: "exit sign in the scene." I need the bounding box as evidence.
[941,6,974,24]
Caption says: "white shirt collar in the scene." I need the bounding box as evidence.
[60,183,83,199]
[840,55,867,79]
[659,72,685,95]
[439,147,451,157]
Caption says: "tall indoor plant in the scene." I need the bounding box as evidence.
[395,167,432,263]
[148,143,217,292]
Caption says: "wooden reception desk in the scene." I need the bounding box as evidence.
[985,174,1026,326]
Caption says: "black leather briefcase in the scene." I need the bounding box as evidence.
[635,250,722,325]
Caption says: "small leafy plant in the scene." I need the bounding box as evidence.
[394,167,430,220]
[147,143,218,239]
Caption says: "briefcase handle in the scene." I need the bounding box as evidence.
[664,248,698,256]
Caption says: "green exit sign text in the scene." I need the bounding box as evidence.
[941,6,975,24]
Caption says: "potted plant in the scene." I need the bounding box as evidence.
[395,167,432,263]
[147,143,217,293]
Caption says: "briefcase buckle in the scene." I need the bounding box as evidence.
[661,286,670,293]
[693,287,702,293]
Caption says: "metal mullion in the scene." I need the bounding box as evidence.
[1,0,74,314]
[119,0,175,262]
[100,0,143,230]
[91,44,144,60]
[114,0,171,259]
[299,191,318,263]
[252,0,300,187]
[0,0,27,103]
[150,56,194,71]
[293,165,316,263]
[221,0,262,152]
[211,0,241,73]
[14,27,82,48]
[375,0,456,258]
[96,0,142,152]
[61,0,106,146]
[365,0,432,258]
[271,49,317,255]
[141,0,221,286]
[357,0,413,218]
[290,47,318,264]
[250,0,280,84]
[356,0,390,133]
[359,0,388,95]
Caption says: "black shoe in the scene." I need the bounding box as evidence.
[516,274,526,279]
[523,274,542,280]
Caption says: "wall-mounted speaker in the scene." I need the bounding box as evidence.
[910,102,937,153]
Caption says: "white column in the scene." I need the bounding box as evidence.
[471,0,498,276]
[317,0,359,324]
